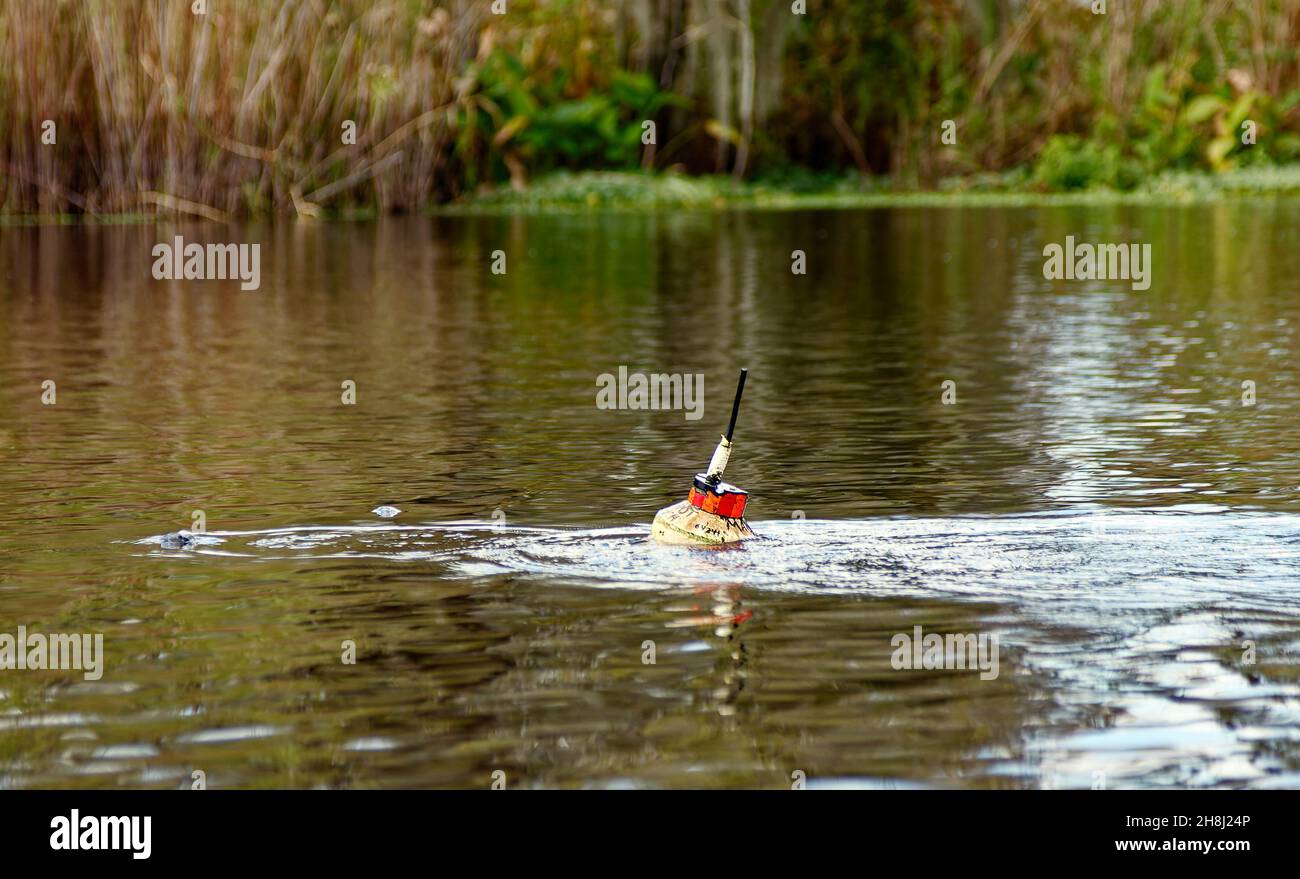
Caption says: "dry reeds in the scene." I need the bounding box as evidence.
[0,0,485,216]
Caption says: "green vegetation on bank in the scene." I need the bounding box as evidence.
[7,164,1300,225]
[439,165,1300,213]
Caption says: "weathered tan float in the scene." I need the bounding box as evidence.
[651,369,757,546]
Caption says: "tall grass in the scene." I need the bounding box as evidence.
[0,0,484,216]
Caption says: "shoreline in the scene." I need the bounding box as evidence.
[4,167,1300,225]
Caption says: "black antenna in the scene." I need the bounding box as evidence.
[725,368,748,442]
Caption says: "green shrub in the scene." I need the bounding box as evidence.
[1033,136,1125,191]
[455,51,686,189]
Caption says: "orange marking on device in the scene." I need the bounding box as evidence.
[688,484,748,518]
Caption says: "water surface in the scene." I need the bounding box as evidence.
[2,204,1300,788]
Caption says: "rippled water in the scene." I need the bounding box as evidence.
[2,203,1300,788]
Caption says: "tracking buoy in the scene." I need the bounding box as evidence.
[652,369,757,545]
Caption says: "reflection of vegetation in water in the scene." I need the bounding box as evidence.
[4,209,1300,787]
[2,0,1298,217]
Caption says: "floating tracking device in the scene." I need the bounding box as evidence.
[651,369,756,545]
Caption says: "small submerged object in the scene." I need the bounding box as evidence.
[371,505,402,518]
[652,369,757,546]
[151,529,224,549]
[159,530,197,550]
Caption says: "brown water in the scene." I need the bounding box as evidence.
[2,204,1300,789]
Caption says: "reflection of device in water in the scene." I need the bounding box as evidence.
[652,369,757,545]
[672,582,753,716]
